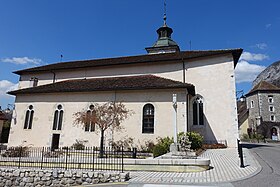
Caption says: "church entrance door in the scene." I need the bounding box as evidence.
[51,133,60,150]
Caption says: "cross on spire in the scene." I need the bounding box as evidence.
[163,0,167,26]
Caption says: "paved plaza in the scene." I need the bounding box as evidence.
[128,148,261,185]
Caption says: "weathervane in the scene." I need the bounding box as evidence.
[163,0,167,26]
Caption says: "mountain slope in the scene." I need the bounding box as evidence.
[253,60,280,87]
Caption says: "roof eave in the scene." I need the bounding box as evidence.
[8,85,195,96]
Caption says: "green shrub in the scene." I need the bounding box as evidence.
[187,132,203,150]
[241,134,250,140]
[138,140,155,153]
[71,139,88,150]
[153,144,166,158]
[153,136,173,157]
[2,146,30,157]
[110,137,134,151]
[178,132,203,150]
[252,133,264,140]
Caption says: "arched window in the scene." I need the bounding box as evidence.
[53,104,64,130]
[193,96,204,125]
[85,104,95,132]
[24,105,34,129]
[142,104,154,134]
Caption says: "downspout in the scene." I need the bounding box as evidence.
[181,56,186,83]
[185,89,188,133]
[51,71,56,83]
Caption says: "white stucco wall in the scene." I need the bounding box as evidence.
[14,53,238,147]
[8,89,188,148]
[18,61,184,89]
[185,55,238,147]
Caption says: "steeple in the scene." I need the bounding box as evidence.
[146,1,180,54]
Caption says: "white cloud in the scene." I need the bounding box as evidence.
[0,80,18,106]
[1,57,42,65]
[240,52,269,61]
[235,60,266,83]
[265,23,272,29]
[255,43,268,50]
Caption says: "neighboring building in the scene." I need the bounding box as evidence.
[0,111,7,141]
[237,99,249,138]
[245,81,280,140]
[7,17,242,148]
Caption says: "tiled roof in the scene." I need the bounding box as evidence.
[8,75,195,96]
[246,81,280,96]
[14,49,243,75]
[260,121,280,127]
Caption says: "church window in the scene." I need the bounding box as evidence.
[24,105,34,129]
[85,104,95,132]
[142,104,154,134]
[53,104,64,130]
[193,96,204,125]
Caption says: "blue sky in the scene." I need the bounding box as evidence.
[0,0,280,108]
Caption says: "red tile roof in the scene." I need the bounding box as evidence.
[8,75,195,96]
[14,49,243,75]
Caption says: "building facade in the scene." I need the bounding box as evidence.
[245,81,280,140]
[7,19,242,148]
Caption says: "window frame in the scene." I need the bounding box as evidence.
[269,105,275,112]
[85,104,95,132]
[52,104,64,131]
[193,96,204,126]
[142,104,155,134]
[250,100,254,108]
[268,95,274,104]
[270,115,275,122]
[24,105,34,130]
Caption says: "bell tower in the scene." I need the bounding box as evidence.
[146,1,180,54]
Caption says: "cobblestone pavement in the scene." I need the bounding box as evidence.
[128,148,261,184]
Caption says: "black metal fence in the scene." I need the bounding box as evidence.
[0,147,124,172]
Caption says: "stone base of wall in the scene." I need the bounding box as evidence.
[0,168,129,187]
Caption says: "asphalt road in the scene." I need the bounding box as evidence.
[232,143,280,187]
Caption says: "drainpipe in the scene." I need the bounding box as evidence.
[185,90,188,133]
[181,55,186,83]
[173,94,178,145]
[51,71,56,83]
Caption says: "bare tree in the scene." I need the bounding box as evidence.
[73,102,132,157]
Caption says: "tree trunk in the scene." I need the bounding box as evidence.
[99,129,105,158]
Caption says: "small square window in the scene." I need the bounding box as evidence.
[268,96,273,103]
[270,115,275,121]
[269,106,274,112]
[250,100,254,108]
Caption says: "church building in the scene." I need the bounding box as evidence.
[8,15,242,148]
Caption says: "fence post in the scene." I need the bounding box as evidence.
[92,147,95,171]
[237,139,245,168]
[65,147,68,170]
[41,147,44,169]
[132,148,137,159]
[121,146,124,173]
[18,147,22,169]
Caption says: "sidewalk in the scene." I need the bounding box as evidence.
[128,148,261,185]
